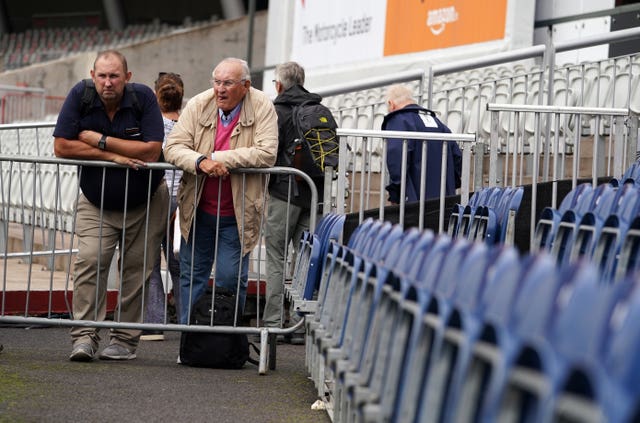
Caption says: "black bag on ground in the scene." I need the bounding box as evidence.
[179,286,254,369]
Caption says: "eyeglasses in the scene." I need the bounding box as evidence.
[213,79,246,88]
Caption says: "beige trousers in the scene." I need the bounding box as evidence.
[70,183,169,351]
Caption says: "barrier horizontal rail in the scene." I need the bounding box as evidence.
[0,155,318,374]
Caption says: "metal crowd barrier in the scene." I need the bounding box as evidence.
[333,128,476,231]
[0,153,317,375]
[485,103,635,249]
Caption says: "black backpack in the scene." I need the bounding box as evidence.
[288,100,339,179]
[179,287,257,369]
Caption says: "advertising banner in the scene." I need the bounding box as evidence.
[290,0,387,67]
[384,0,507,56]
[290,0,509,68]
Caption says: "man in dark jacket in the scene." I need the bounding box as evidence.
[263,61,323,343]
[382,83,462,204]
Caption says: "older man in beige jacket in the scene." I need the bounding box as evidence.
[164,57,278,324]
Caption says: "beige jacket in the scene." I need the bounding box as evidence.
[164,86,278,254]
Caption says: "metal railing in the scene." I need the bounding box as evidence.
[0,153,317,375]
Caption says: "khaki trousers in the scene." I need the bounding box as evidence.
[70,183,169,350]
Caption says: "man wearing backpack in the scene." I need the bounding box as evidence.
[54,50,168,362]
[383,83,462,204]
[263,61,326,344]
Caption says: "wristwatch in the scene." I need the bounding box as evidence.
[98,134,107,150]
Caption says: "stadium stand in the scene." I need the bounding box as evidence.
[3,7,640,421]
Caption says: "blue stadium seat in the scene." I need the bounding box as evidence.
[460,187,501,239]
[601,277,640,422]
[380,238,475,423]
[333,229,436,421]
[497,186,525,244]
[545,275,632,422]
[590,184,640,283]
[612,215,640,283]
[333,226,421,422]
[566,184,617,264]
[313,221,396,390]
[327,223,405,375]
[412,243,517,423]
[303,213,346,300]
[304,218,377,364]
[489,260,602,422]
[309,219,387,390]
[549,183,613,267]
[532,182,593,252]
[356,235,455,422]
[289,213,340,301]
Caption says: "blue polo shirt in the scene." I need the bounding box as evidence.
[54,81,165,210]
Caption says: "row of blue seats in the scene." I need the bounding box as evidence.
[448,185,524,245]
[305,218,640,422]
[533,181,640,283]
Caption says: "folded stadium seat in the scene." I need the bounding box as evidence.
[334,231,442,421]
[303,214,346,301]
[550,183,614,267]
[354,234,450,422]
[468,187,505,242]
[288,213,331,300]
[476,253,597,421]
[318,223,404,399]
[448,189,484,238]
[416,245,542,423]
[590,184,640,283]
[612,214,640,284]
[611,160,639,187]
[441,246,524,423]
[487,259,603,422]
[333,226,422,422]
[566,184,618,264]
[403,243,516,423]
[600,277,640,422]
[375,238,476,423]
[288,213,341,303]
[312,221,395,392]
[324,223,405,375]
[532,182,593,252]
[534,264,632,422]
[460,186,501,239]
[497,186,525,244]
[476,186,525,245]
[306,219,380,386]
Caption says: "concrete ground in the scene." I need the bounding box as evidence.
[0,325,331,423]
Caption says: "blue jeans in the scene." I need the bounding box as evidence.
[178,209,249,324]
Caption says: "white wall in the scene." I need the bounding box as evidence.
[534,0,615,64]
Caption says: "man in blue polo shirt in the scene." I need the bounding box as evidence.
[53,50,169,362]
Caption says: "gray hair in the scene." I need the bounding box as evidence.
[274,61,305,90]
[386,84,415,105]
[212,57,251,82]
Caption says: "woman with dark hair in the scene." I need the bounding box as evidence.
[141,72,184,341]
